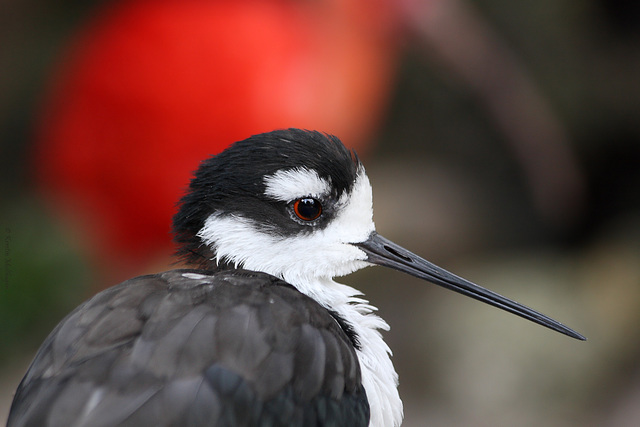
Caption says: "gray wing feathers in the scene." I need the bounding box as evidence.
[7,270,368,427]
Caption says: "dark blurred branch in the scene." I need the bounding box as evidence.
[400,0,586,228]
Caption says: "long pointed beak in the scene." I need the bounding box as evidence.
[355,232,586,341]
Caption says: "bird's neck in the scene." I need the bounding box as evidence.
[294,277,404,427]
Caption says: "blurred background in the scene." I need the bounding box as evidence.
[1,0,639,425]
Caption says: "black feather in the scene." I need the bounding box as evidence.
[7,270,369,427]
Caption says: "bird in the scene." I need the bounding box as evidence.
[8,129,585,427]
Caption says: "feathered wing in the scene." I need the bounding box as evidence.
[8,270,369,427]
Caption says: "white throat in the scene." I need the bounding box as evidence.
[197,169,404,427]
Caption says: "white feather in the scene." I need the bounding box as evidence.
[264,167,331,201]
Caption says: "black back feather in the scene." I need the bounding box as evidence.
[8,270,369,427]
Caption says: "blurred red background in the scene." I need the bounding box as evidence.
[34,0,399,283]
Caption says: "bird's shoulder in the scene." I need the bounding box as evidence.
[8,269,369,427]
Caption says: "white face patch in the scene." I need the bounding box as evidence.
[263,167,331,201]
[197,168,375,289]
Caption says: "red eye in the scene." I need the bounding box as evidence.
[293,198,322,221]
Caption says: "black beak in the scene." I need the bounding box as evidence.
[355,232,586,341]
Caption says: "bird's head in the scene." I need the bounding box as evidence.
[173,129,373,283]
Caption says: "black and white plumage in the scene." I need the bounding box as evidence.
[8,129,585,427]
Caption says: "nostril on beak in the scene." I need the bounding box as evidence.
[383,245,412,262]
